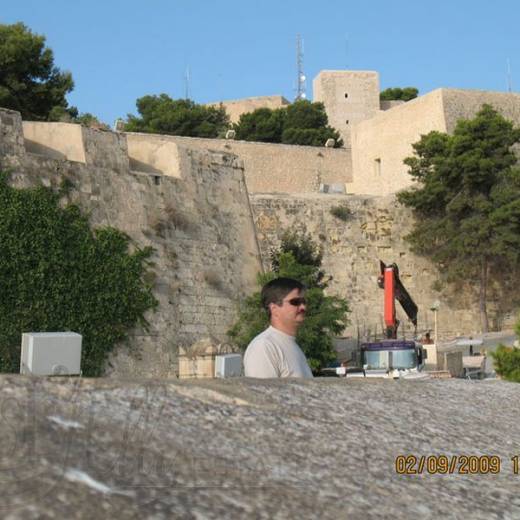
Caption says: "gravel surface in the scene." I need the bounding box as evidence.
[0,375,519,519]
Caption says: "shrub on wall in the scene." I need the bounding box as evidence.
[0,173,157,376]
[330,204,352,221]
[228,231,349,372]
[380,87,418,101]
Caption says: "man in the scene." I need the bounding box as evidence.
[243,277,313,378]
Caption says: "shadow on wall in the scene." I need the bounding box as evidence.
[129,158,164,175]
[24,139,67,161]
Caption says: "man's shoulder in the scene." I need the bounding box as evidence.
[246,327,279,350]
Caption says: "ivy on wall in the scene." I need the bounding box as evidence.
[0,172,157,376]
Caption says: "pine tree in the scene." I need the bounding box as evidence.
[398,105,520,331]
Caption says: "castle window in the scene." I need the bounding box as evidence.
[346,120,349,125]
[154,176,161,186]
[344,93,349,98]
[374,158,381,176]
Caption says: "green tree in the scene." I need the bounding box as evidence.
[74,112,110,130]
[233,107,286,143]
[397,105,520,332]
[285,100,328,129]
[228,231,349,372]
[380,87,418,102]
[233,100,343,147]
[48,106,110,129]
[0,23,74,120]
[125,94,229,138]
[490,314,520,382]
[0,173,157,376]
[490,344,520,382]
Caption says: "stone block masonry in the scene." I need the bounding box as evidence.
[250,192,516,339]
[348,88,520,197]
[206,95,290,124]
[0,109,262,378]
[313,70,380,147]
[127,132,352,194]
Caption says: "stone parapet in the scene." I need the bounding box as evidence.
[0,109,25,159]
[123,132,353,194]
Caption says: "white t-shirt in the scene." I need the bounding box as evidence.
[243,326,313,378]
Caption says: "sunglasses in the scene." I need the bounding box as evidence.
[284,297,307,307]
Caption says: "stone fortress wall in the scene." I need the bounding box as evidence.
[122,131,352,193]
[5,110,500,374]
[250,193,516,340]
[348,86,520,196]
[206,95,290,124]
[205,70,520,197]
[2,69,520,376]
[348,89,448,196]
[1,108,263,377]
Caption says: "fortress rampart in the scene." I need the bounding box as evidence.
[122,132,352,194]
[250,193,516,339]
[2,68,520,376]
[1,109,262,377]
[348,88,520,196]
[348,89,447,196]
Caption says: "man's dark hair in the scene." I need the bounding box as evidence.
[261,277,305,318]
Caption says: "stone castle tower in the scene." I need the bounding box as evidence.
[313,70,381,147]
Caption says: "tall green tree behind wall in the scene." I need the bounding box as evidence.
[234,100,344,147]
[228,231,350,372]
[398,105,520,332]
[125,94,230,138]
[0,23,74,121]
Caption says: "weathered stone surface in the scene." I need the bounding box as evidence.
[250,192,517,338]
[1,106,518,378]
[0,110,262,378]
[132,132,353,194]
[0,375,518,519]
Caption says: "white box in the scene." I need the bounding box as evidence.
[215,354,242,378]
[20,332,82,376]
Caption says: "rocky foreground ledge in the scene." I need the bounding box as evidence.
[0,375,519,519]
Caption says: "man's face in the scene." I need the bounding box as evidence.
[270,288,306,328]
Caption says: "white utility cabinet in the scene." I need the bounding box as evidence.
[20,332,82,376]
[215,354,242,378]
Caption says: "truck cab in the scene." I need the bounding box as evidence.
[345,340,427,379]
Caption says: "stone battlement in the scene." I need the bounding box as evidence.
[1,112,352,194]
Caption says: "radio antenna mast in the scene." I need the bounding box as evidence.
[295,34,306,101]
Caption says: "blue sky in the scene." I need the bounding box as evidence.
[2,0,519,126]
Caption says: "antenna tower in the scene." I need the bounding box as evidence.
[295,34,306,101]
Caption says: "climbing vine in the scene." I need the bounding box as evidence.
[0,172,157,376]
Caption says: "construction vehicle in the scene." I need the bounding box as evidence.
[337,261,427,379]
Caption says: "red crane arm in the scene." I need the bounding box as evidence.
[378,261,418,339]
